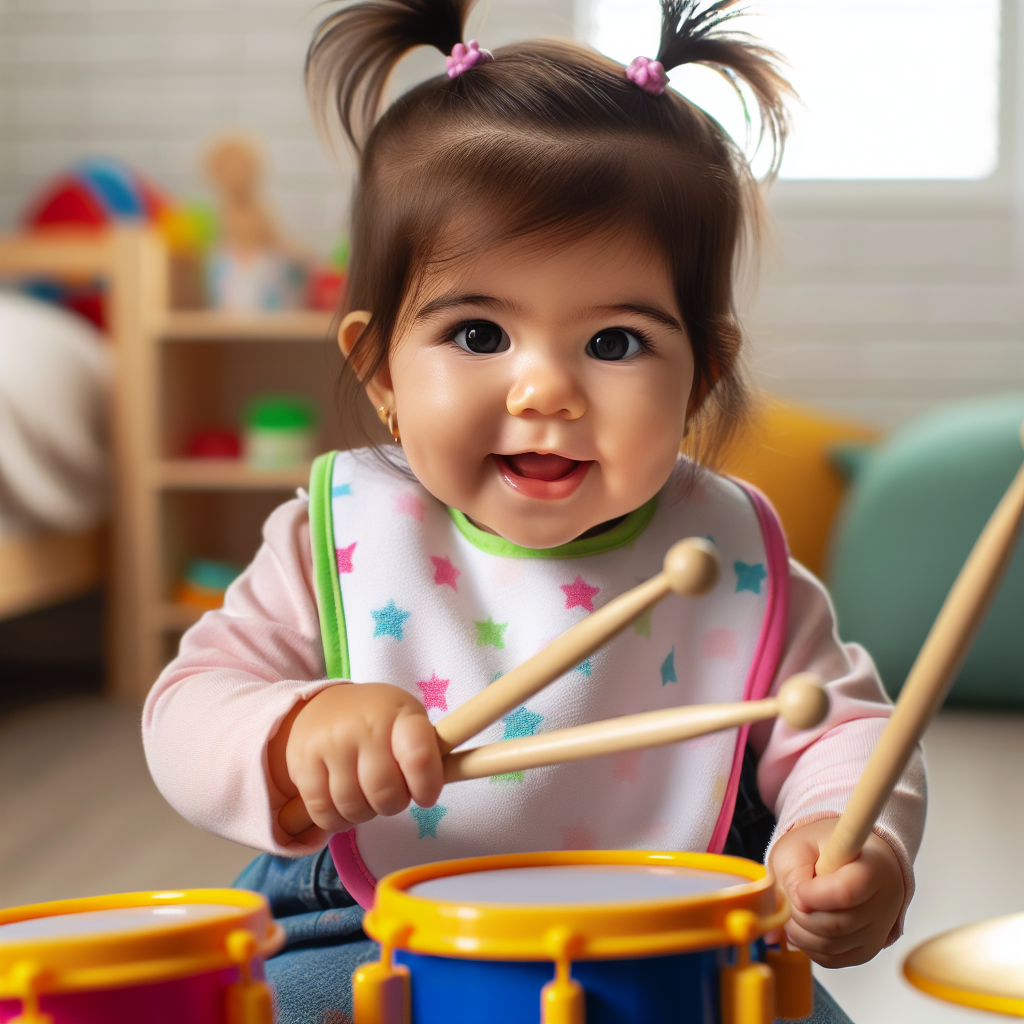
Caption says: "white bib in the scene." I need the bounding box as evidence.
[308,450,788,905]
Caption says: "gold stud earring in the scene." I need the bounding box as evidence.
[377,405,401,444]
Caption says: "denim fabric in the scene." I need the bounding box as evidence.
[236,851,855,1024]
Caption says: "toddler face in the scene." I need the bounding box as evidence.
[360,229,694,548]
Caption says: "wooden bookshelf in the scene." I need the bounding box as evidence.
[156,459,311,491]
[161,309,333,342]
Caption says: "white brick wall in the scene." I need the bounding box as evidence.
[2,0,1022,426]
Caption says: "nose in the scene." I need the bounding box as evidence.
[506,354,586,420]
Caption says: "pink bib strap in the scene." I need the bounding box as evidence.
[329,828,377,910]
[706,481,791,855]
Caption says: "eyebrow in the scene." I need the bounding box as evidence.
[594,303,685,334]
[413,293,523,323]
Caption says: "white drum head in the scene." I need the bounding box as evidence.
[0,903,238,942]
[408,864,750,905]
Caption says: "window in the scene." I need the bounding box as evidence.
[581,0,1001,180]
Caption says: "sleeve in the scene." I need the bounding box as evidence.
[749,559,927,946]
[142,495,345,856]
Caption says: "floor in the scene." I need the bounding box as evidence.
[1,698,1021,1024]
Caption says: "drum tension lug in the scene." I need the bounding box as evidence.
[225,929,274,1024]
[766,937,814,1020]
[541,927,586,1024]
[721,911,776,1024]
[7,960,54,1024]
[353,923,412,1024]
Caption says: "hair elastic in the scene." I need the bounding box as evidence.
[626,55,668,96]
[446,39,493,78]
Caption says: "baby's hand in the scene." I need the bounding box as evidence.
[769,818,904,968]
[270,683,444,835]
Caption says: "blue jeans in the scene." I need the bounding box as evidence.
[235,852,854,1024]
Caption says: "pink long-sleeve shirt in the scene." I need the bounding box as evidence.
[143,493,925,940]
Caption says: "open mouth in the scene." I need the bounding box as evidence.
[494,452,592,499]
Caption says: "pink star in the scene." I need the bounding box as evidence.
[430,554,461,591]
[335,542,356,574]
[560,575,600,613]
[612,749,642,784]
[560,823,595,850]
[701,627,738,661]
[416,672,450,711]
[393,492,425,521]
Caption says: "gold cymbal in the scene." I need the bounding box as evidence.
[904,912,1024,1017]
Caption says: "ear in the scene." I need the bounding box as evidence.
[337,309,394,411]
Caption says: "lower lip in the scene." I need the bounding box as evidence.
[494,455,592,500]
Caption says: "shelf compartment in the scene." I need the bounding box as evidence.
[157,602,206,632]
[161,310,334,342]
[155,459,310,491]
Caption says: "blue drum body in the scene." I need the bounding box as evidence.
[396,946,728,1024]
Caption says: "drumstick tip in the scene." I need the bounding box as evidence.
[663,538,720,596]
[777,673,829,730]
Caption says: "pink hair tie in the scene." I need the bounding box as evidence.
[626,55,668,96]
[446,39,493,78]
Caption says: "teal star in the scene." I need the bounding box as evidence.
[371,599,411,640]
[410,804,448,838]
[502,706,544,740]
[660,647,677,686]
[332,483,352,497]
[475,617,508,648]
[575,659,592,677]
[734,561,766,595]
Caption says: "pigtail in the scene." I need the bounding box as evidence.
[655,0,791,176]
[306,0,473,150]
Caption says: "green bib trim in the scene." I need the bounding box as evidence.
[447,496,658,559]
[309,450,351,679]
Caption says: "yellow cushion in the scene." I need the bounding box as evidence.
[713,397,879,578]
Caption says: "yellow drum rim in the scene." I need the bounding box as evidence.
[903,965,1024,1018]
[0,888,285,997]
[365,850,788,961]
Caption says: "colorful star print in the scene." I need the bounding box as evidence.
[613,749,643,784]
[701,628,738,661]
[734,561,767,594]
[475,618,508,648]
[560,575,600,612]
[660,647,677,686]
[490,771,524,784]
[335,542,356,574]
[430,554,461,591]
[561,823,595,850]
[410,804,448,838]
[416,672,450,711]
[371,599,411,640]
[575,659,592,677]
[502,706,544,740]
[332,483,352,497]
[393,492,425,522]
[633,608,652,638]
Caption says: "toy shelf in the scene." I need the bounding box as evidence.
[156,459,311,491]
[161,309,333,342]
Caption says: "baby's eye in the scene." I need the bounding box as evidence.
[586,328,643,361]
[453,320,510,354]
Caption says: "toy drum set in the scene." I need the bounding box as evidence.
[355,849,812,1024]
[0,889,283,1024]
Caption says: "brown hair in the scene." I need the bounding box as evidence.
[306,0,792,464]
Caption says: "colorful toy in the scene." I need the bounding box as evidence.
[355,849,812,1024]
[903,912,1024,1017]
[0,888,283,1024]
[176,558,243,612]
[243,395,318,471]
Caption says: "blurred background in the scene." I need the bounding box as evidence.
[0,2,1021,1022]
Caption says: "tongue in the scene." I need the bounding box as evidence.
[505,452,578,481]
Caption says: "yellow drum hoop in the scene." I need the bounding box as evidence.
[365,850,788,961]
[0,888,285,997]
[903,964,1024,1019]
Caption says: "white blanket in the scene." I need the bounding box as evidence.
[0,292,111,537]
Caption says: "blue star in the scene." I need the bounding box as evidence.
[575,659,592,677]
[371,599,411,640]
[502,706,544,740]
[332,483,352,497]
[660,647,677,686]
[734,561,767,595]
[410,804,448,838]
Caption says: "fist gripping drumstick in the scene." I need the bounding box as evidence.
[816,423,1024,876]
[433,536,721,756]
[443,673,829,782]
[279,537,719,835]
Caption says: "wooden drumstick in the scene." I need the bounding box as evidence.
[433,537,720,756]
[278,537,719,835]
[444,674,829,782]
[816,424,1024,875]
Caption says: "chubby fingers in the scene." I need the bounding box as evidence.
[392,711,444,808]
